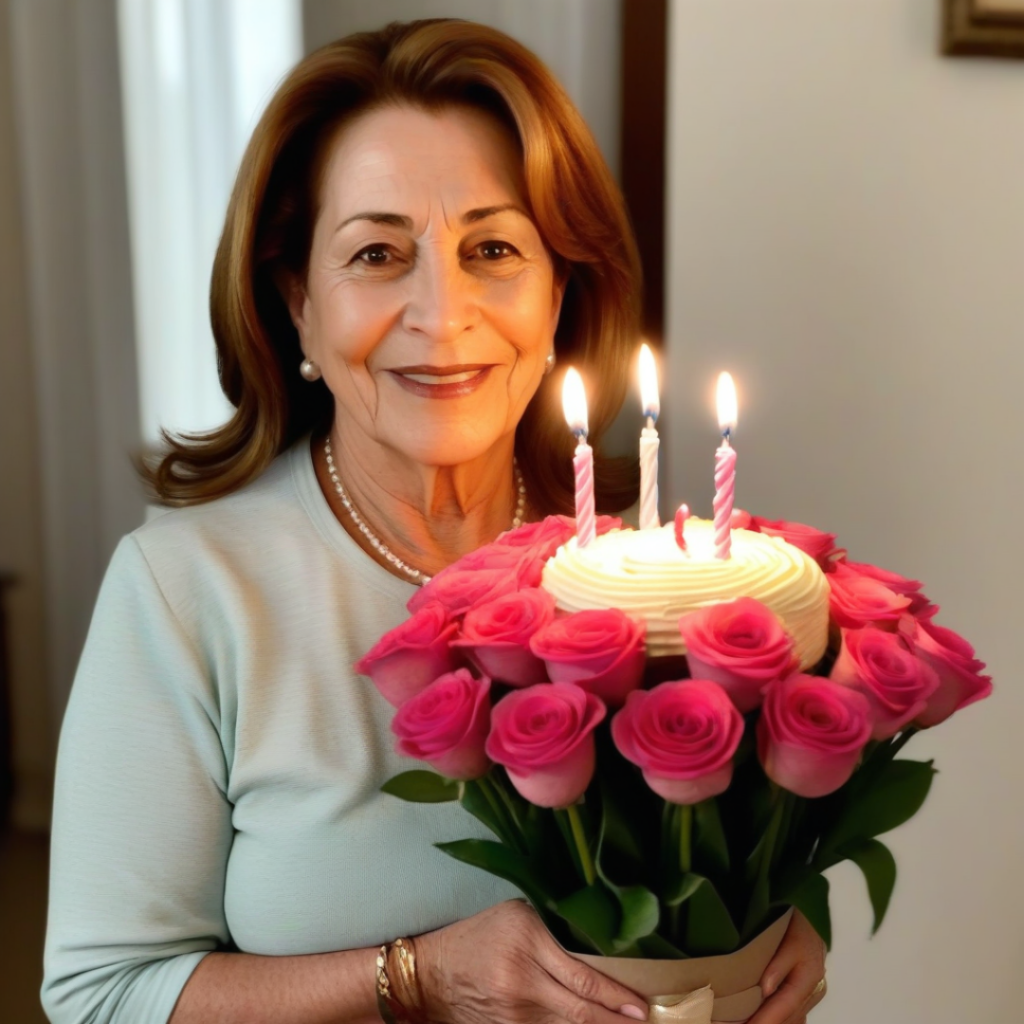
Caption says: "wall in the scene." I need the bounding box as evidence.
[2,0,146,826]
[303,0,622,178]
[666,2,1023,1022]
[0,0,51,831]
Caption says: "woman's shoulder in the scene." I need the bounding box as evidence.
[124,440,320,597]
[134,440,305,547]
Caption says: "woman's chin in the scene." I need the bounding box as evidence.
[382,428,511,470]
[374,403,520,469]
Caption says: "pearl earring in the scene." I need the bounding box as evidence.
[544,350,556,375]
[299,358,321,382]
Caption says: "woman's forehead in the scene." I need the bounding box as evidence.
[317,104,527,229]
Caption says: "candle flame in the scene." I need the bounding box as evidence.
[717,371,738,435]
[562,367,589,436]
[639,343,660,420]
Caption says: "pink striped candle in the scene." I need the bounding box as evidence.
[638,343,661,530]
[713,372,738,560]
[563,368,596,547]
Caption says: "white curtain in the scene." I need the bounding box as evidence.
[118,0,302,444]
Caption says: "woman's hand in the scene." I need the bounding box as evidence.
[416,900,649,1024]
[744,910,827,1024]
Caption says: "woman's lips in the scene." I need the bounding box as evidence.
[387,365,494,399]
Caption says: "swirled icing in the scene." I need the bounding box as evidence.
[541,517,830,667]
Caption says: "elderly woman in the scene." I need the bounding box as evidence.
[43,19,826,1024]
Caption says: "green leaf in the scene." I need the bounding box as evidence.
[459,778,518,848]
[434,839,557,920]
[666,872,739,955]
[610,885,661,951]
[777,871,832,950]
[556,884,620,955]
[664,871,703,907]
[597,777,646,870]
[381,770,459,803]
[593,779,660,951]
[694,800,730,875]
[819,759,936,861]
[842,839,897,935]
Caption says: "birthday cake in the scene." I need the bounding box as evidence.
[541,516,830,666]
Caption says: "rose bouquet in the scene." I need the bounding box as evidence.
[356,513,991,1018]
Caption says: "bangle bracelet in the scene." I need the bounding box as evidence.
[376,937,426,1024]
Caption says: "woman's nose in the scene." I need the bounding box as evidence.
[402,251,479,343]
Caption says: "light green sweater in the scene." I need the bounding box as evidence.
[42,438,518,1024]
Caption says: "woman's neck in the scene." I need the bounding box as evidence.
[314,428,526,582]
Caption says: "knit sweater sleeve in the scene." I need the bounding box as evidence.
[42,535,234,1024]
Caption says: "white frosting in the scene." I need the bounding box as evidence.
[541,517,830,667]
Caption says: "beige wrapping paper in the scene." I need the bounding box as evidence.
[571,909,793,1024]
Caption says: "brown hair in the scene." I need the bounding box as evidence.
[145,18,642,515]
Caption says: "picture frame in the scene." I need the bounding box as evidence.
[943,0,1024,57]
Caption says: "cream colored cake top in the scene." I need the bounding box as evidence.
[541,517,830,667]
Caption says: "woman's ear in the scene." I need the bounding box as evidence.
[549,270,567,337]
[279,271,311,343]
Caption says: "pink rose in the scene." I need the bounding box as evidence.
[407,567,520,619]
[827,562,912,630]
[451,588,557,687]
[830,627,939,740]
[898,615,993,727]
[611,681,745,804]
[839,560,936,618]
[392,670,492,780]
[493,515,624,561]
[421,543,545,590]
[748,516,843,571]
[355,603,459,707]
[493,516,577,558]
[485,682,606,807]
[529,609,646,707]
[678,598,797,712]
[758,674,872,798]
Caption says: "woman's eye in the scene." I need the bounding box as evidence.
[353,245,392,265]
[475,241,518,261]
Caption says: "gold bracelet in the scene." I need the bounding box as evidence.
[376,937,426,1024]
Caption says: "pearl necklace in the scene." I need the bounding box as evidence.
[323,438,527,586]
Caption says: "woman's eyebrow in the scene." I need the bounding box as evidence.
[334,203,527,236]
[334,211,413,234]
[462,203,527,223]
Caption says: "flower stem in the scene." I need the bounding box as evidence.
[758,790,787,889]
[492,773,528,841]
[678,803,693,875]
[888,726,918,760]
[475,775,526,854]
[566,803,596,887]
[743,786,788,937]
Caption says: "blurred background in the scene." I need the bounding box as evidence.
[0,1,1021,1021]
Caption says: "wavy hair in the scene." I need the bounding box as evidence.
[144,18,642,514]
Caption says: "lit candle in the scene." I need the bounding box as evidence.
[713,372,738,560]
[638,343,661,530]
[674,503,690,551]
[563,368,596,547]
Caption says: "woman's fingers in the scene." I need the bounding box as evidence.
[746,910,827,1024]
[535,968,649,1024]
[540,944,648,1022]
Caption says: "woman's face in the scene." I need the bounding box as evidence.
[290,103,564,468]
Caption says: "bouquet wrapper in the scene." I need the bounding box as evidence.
[571,909,793,1024]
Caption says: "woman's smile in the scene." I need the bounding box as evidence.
[387,363,495,399]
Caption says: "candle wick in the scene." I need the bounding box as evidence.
[573,427,589,443]
[721,428,732,445]
[645,414,656,430]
